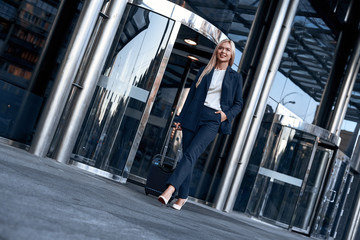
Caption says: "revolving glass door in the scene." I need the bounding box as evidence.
[246,122,334,233]
[129,25,215,181]
[70,5,175,179]
[69,2,225,185]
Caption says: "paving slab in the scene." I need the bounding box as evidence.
[0,143,313,240]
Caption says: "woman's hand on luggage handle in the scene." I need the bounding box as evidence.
[171,122,181,140]
[173,122,182,130]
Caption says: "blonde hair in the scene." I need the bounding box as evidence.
[196,39,235,88]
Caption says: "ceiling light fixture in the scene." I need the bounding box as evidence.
[187,55,199,61]
[184,38,197,46]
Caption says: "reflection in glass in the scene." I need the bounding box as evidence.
[262,181,300,224]
[0,0,61,144]
[130,25,215,181]
[261,127,315,179]
[246,124,316,227]
[233,118,275,212]
[72,6,174,175]
[291,147,332,231]
[313,159,348,238]
[268,0,338,124]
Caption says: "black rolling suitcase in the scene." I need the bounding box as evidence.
[145,126,182,197]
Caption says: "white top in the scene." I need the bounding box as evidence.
[204,69,226,110]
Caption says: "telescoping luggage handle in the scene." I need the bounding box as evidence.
[159,124,182,170]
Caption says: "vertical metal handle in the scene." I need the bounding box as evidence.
[329,190,337,203]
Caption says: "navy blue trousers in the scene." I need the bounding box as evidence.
[167,106,221,199]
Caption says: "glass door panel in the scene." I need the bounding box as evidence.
[71,5,174,176]
[247,124,316,227]
[233,119,276,212]
[330,173,354,239]
[261,180,301,225]
[291,146,333,233]
[261,129,315,179]
[130,25,215,180]
[129,56,192,179]
[312,152,350,239]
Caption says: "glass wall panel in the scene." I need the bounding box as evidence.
[291,147,333,232]
[0,0,81,145]
[332,173,360,240]
[330,173,354,238]
[72,6,174,176]
[261,128,315,179]
[0,0,58,144]
[312,157,349,238]
[268,0,337,123]
[246,123,316,227]
[233,117,277,212]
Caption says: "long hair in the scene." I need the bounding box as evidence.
[196,39,235,88]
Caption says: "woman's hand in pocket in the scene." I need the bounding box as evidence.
[215,111,227,122]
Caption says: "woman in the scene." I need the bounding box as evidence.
[158,39,243,210]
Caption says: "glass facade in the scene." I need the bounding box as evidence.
[0,0,81,145]
[0,0,58,144]
[268,0,337,123]
[0,0,359,239]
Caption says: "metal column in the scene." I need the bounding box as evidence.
[223,0,299,212]
[239,0,271,94]
[313,0,360,129]
[329,31,360,135]
[29,0,105,157]
[53,0,127,163]
[213,0,290,211]
[211,0,270,192]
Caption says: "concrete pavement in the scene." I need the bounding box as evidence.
[0,143,312,240]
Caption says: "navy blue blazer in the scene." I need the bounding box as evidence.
[175,66,243,134]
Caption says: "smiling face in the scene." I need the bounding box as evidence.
[216,41,232,65]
